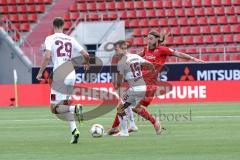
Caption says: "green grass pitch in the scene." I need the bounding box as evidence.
[0,102,240,160]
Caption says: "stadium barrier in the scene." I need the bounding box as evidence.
[0,81,239,107]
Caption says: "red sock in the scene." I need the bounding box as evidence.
[111,114,120,128]
[138,108,156,125]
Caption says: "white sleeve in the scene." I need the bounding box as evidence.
[72,38,84,53]
[44,36,52,51]
[138,55,148,64]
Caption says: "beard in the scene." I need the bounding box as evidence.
[148,43,157,49]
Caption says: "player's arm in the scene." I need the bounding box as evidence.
[136,50,144,57]
[36,50,51,80]
[80,50,90,70]
[114,72,123,90]
[173,51,205,63]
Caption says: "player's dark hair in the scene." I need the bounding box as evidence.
[53,17,64,28]
[114,40,128,50]
[149,30,168,45]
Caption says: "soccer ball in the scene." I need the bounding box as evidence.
[90,124,104,138]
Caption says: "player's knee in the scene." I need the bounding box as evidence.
[50,104,58,114]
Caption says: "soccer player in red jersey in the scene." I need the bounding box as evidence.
[108,30,204,135]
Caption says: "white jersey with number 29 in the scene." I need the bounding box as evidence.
[44,33,84,71]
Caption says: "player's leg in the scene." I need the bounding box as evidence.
[125,106,138,132]
[113,102,129,137]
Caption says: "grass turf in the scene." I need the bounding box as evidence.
[0,102,240,160]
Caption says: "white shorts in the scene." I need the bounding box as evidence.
[121,85,146,107]
[50,71,76,104]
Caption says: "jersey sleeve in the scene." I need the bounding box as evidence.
[44,36,52,51]
[72,38,84,53]
[159,46,175,56]
[137,55,148,64]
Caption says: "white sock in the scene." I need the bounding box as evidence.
[69,121,77,133]
[69,105,75,114]
[118,115,128,134]
[125,107,136,129]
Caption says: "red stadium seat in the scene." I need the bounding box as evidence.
[192,0,202,7]
[132,28,142,37]
[120,12,127,20]
[17,5,27,13]
[232,54,240,61]
[202,0,211,6]
[222,0,232,6]
[43,0,51,4]
[228,16,238,24]
[188,17,198,25]
[198,17,207,25]
[225,35,234,43]
[174,36,183,45]
[234,6,240,14]
[194,36,203,44]
[87,14,99,21]
[18,14,28,22]
[70,12,79,21]
[204,7,214,16]
[9,14,19,22]
[8,6,18,13]
[64,21,72,30]
[20,23,30,31]
[154,1,163,9]
[97,2,106,11]
[183,36,194,44]
[115,2,124,10]
[221,25,231,33]
[0,6,8,13]
[214,7,224,15]
[224,6,235,15]
[225,54,231,61]
[35,5,45,13]
[167,36,174,45]
[127,10,137,19]
[16,0,25,4]
[144,1,153,9]
[211,25,220,34]
[137,10,146,18]
[134,37,144,46]
[27,5,36,13]
[175,8,185,17]
[212,0,221,6]
[69,4,77,12]
[225,47,237,53]
[129,19,139,27]
[125,1,134,10]
[168,18,177,26]
[172,0,182,8]
[28,14,37,22]
[178,17,188,26]
[134,1,144,9]
[232,0,240,5]
[63,13,70,21]
[214,35,224,43]
[155,9,165,17]
[212,54,220,61]
[34,0,44,4]
[195,8,205,16]
[78,3,87,11]
[138,19,148,27]
[182,0,192,7]
[149,18,159,27]
[206,47,216,53]
[191,26,200,35]
[107,12,118,20]
[218,16,228,24]
[159,18,168,26]
[165,9,175,17]
[163,1,172,8]
[124,20,129,28]
[142,28,150,36]
[8,0,16,5]
[201,55,210,61]
[0,0,7,5]
[207,16,218,25]
[181,27,190,35]
[234,34,240,42]
[106,2,115,10]
[185,8,195,16]
[231,25,240,33]
[204,35,213,43]
[87,3,96,11]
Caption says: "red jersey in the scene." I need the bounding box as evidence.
[142,46,174,84]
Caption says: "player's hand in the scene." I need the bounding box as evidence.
[36,73,43,81]
[83,62,90,70]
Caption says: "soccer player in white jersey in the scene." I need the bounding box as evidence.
[36,17,89,144]
[112,40,155,137]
